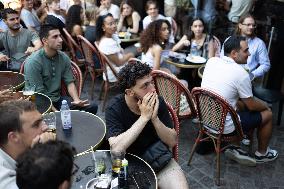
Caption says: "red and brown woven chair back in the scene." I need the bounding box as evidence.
[94,42,119,83]
[61,61,83,97]
[77,35,103,70]
[166,103,180,161]
[62,28,84,66]
[191,87,244,139]
[151,70,196,119]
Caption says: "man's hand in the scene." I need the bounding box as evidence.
[25,47,36,55]
[0,54,10,62]
[71,99,90,107]
[138,92,156,121]
[151,93,159,121]
[31,132,56,147]
[0,89,12,98]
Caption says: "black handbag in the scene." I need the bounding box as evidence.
[141,140,172,173]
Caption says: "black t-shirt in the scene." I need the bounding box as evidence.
[106,94,173,156]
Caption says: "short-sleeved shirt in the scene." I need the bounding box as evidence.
[201,56,252,134]
[24,48,74,102]
[106,94,173,156]
[98,36,125,82]
[20,8,41,33]
[99,4,120,20]
[0,28,39,63]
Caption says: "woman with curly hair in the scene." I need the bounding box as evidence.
[96,13,134,82]
[66,5,84,38]
[117,0,141,34]
[140,19,171,71]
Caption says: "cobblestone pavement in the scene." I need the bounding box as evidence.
[82,77,284,189]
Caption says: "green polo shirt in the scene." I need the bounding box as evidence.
[24,48,74,102]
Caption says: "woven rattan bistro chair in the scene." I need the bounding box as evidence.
[151,70,196,120]
[188,87,246,185]
[94,42,120,111]
[77,35,103,99]
[166,103,180,161]
[62,28,85,67]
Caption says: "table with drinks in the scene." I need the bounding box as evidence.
[0,71,25,91]
[163,51,207,69]
[72,150,157,189]
[48,109,157,189]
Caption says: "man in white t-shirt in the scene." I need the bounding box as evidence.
[225,0,254,23]
[202,35,278,164]
[99,0,120,20]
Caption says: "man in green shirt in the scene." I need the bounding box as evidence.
[0,8,42,71]
[24,24,97,114]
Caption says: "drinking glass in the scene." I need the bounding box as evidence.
[23,85,36,102]
[110,149,125,174]
[44,112,56,132]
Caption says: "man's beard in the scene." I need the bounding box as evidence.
[9,24,21,31]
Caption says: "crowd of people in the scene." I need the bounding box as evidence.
[0,0,279,188]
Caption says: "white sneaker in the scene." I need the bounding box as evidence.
[255,147,278,163]
[225,146,256,166]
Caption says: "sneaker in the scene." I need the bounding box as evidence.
[225,145,256,166]
[255,148,278,163]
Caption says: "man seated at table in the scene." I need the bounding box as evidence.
[16,140,76,189]
[0,100,55,189]
[0,8,42,71]
[24,24,98,114]
[202,35,278,164]
[106,62,189,189]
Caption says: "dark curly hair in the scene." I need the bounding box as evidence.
[65,5,83,34]
[95,13,113,41]
[140,19,171,53]
[118,61,152,92]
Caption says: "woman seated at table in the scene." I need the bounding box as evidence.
[172,17,220,58]
[140,19,176,74]
[96,13,134,82]
[66,5,84,40]
[117,0,141,34]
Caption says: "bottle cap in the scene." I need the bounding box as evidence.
[62,100,67,105]
[122,159,128,166]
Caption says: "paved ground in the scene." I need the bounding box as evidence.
[82,76,284,189]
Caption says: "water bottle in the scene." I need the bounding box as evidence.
[202,35,210,59]
[190,41,198,56]
[60,100,72,129]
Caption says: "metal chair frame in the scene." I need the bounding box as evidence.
[77,35,103,99]
[188,87,245,186]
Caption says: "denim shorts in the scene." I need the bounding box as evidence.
[238,111,262,133]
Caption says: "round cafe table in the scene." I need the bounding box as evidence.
[0,71,24,90]
[55,110,106,154]
[164,57,206,69]
[8,91,52,114]
[119,33,140,43]
[72,150,157,189]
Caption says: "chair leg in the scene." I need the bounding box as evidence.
[188,131,203,165]
[101,82,109,112]
[99,81,105,100]
[277,100,283,125]
[216,140,221,186]
[90,72,96,100]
